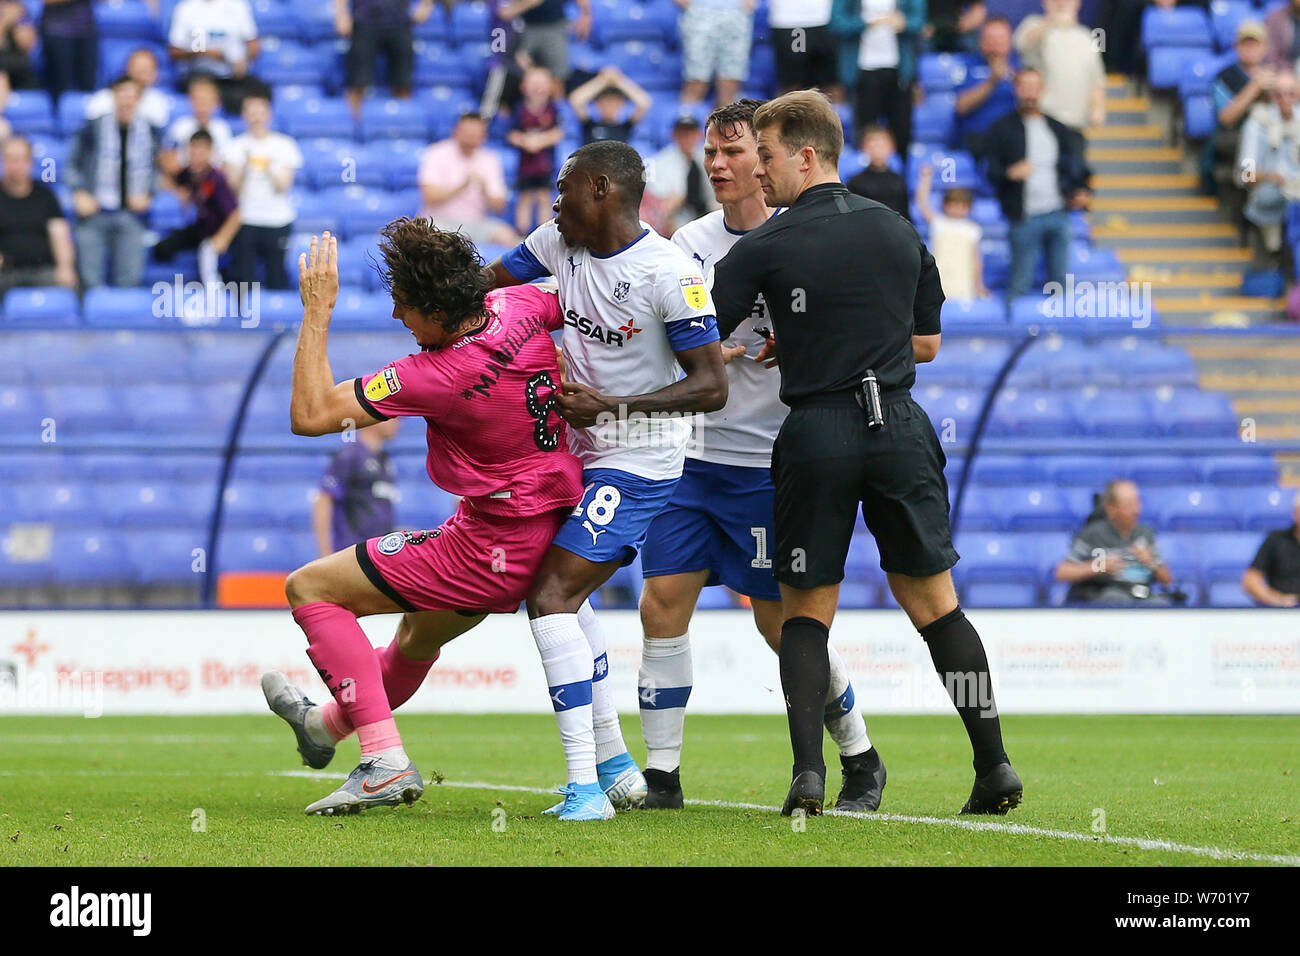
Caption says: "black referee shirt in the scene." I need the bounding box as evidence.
[712,182,944,406]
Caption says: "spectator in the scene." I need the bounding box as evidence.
[0,71,10,139]
[312,419,401,558]
[0,135,77,294]
[39,0,97,105]
[928,0,987,53]
[1265,0,1300,69]
[336,0,433,119]
[954,16,1019,152]
[153,129,240,286]
[66,76,159,289]
[677,0,755,107]
[0,0,37,90]
[915,164,986,301]
[1237,71,1300,261]
[981,69,1090,305]
[851,0,922,155]
[1209,22,1272,200]
[644,115,715,236]
[222,87,300,289]
[769,0,840,95]
[417,111,518,246]
[1013,0,1106,132]
[86,48,172,131]
[1096,0,1143,77]
[1054,480,1174,606]
[845,124,908,217]
[570,66,651,144]
[160,74,233,179]
[1242,494,1300,607]
[167,0,260,116]
[507,65,562,236]
[500,0,592,90]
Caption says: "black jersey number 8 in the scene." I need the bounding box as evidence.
[524,370,562,452]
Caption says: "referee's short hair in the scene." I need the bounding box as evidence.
[752,89,843,169]
[569,139,647,209]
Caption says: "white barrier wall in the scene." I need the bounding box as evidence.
[0,609,1297,715]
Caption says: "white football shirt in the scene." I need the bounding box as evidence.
[672,209,786,469]
[513,220,718,481]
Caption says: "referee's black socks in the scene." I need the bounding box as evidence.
[779,617,831,779]
[918,607,1009,774]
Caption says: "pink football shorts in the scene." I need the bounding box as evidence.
[358,500,566,614]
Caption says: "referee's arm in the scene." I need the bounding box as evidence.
[710,241,766,340]
[912,234,945,363]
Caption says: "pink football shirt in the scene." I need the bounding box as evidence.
[355,285,583,518]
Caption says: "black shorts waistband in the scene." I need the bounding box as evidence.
[788,386,911,410]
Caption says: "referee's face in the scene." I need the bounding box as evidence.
[754,127,803,208]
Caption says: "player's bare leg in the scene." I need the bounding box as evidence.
[526,546,640,820]
[266,548,428,814]
[888,570,1022,815]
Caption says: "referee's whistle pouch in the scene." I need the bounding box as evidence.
[855,369,886,431]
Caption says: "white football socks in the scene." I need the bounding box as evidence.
[825,644,870,757]
[638,633,693,772]
[576,600,630,766]
[530,613,597,785]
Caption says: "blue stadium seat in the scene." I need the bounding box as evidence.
[288,0,336,41]
[95,480,191,528]
[277,96,355,140]
[52,528,131,585]
[448,0,490,44]
[957,486,1002,532]
[917,52,970,92]
[1210,1,1253,50]
[988,388,1075,438]
[914,385,980,436]
[1184,94,1215,139]
[1149,46,1211,90]
[3,89,55,135]
[123,530,208,586]
[419,85,480,139]
[937,297,1005,326]
[56,91,93,135]
[219,528,314,572]
[14,479,100,525]
[302,139,388,189]
[1072,388,1162,438]
[1224,486,1295,531]
[993,486,1076,532]
[250,0,302,40]
[1148,387,1237,436]
[332,290,400,329]
[93,0,159,38]
[905,146,979,190]
[83,288,162,327]
[395,480,458,529]
[1199,531,1262,606]
[844,532,886,589]
[259,40,329,87]
[1202,455,1278,486]
[1102,340,1199,387]
[37,385,126,435]
[413,42,475,87]
[966,455,1042,486]
[1127,456,1202,485]
[1142,6,1213,49]
[360,98,431,141]
[952,532,1042,607]
[1149,485,1238,531]
[912,94,956,147]
[593,3,675,46]
[2,287,80,325]
[223,479,286,527]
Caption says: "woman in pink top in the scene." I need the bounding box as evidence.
[260,219,582,816]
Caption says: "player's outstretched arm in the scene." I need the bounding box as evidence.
[290,233,383,436]
[482,258,526,290]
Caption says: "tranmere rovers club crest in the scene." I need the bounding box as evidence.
[613,281,630,303]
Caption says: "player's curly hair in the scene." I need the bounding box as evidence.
[707,98,764,143]
[375,218,492,330]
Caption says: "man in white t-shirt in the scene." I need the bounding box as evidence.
[223,86,302,289]
[167,0,261,115]
[160,74,233,178]
[644,115,717,236]
[768,0,839,94]
[1013,0,1105,131]
[855,0,911,155]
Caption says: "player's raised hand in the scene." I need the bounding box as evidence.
[754,329,779,368]
[299,232,340,314]
[556,381,611,428]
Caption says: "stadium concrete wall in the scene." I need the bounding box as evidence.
[0,610,1296,716]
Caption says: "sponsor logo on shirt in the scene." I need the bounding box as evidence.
[564,309,626,347]
[679,274,707,309]
[365,366,402,402]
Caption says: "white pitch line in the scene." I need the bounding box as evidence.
[270,770,1300,867]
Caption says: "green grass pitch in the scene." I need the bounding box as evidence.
[1,714,1296,866]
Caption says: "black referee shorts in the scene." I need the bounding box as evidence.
[770,393,959,589]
